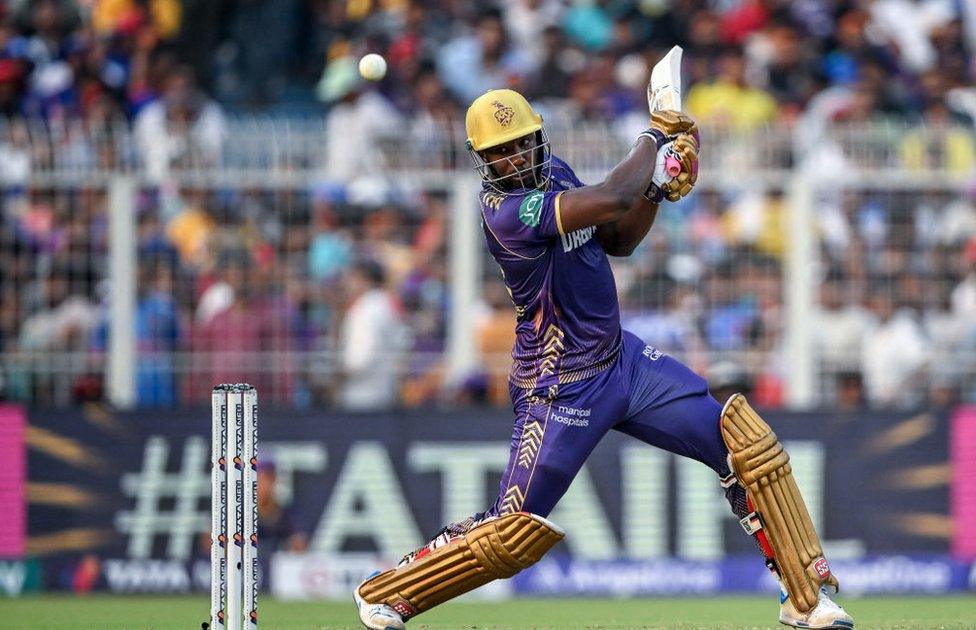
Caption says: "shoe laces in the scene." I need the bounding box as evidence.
[817,587,846,613]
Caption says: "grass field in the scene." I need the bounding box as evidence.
[3,595,975,629]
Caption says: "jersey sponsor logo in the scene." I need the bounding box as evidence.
[642,345,664,360]
[552,414,588,427]
[553,406,590,428]
[518,190,544,227]
[556,405,590,418]
[560,225,595,252]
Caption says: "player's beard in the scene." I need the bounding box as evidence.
[508,157,536,188]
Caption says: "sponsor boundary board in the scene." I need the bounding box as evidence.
[21,406,962,594]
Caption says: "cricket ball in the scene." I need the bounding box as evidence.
[359,54,387,81]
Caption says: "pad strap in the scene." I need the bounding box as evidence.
[740,511,764,536]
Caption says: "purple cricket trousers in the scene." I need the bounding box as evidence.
[487,330,729,518]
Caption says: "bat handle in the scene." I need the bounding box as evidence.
[664,153,681,177]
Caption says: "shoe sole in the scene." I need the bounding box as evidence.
[780,617,854,629]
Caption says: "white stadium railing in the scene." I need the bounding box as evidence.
[1,118,973,409]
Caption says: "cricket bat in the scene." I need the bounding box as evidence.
[648,46,684,177]
[648,45,683,112]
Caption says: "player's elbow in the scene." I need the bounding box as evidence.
[596,229,635,257]
[608,243,637,257]
[603,240,637,257]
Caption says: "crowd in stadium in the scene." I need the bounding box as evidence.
[1,0,975,410]
[0,1,973,122]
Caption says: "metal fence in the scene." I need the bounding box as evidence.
[1,117,974,409]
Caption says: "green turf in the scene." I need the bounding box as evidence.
[2,595,974,629]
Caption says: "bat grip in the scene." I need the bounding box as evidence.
[664,152,681,177]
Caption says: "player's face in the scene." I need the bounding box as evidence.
[481,133,538,188]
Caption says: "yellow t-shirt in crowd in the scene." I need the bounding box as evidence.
[687,81,778,129]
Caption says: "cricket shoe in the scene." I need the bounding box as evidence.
[779,587,854,629]
[354,571,405,630]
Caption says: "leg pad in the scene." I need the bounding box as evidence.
[356,512,563,620]
[721,394,839,613]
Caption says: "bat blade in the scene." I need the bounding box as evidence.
[648,45,683,112]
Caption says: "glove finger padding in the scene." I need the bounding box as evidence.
[662,132,699,202]
[650,110,698,138]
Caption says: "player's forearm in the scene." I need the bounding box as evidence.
[596,197,659,257]
[557,137,660,234]
[599,136,659,209]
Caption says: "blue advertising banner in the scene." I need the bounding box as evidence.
[512,555,976,597]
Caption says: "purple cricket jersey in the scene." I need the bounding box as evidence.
[480,155,621,393]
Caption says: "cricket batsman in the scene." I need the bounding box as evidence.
[354,88,854,629]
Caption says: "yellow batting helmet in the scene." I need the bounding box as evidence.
[465,89,543,151]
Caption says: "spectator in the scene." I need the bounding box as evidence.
[561,0,613,52]
[339,260,405,410]
[835,371,866,411]
[255,262,310,406]
[0,59,25,118]
[318,55,401,185]
[708,360,753,406]
[406,66,461,169]
[18,271,98,352]
[307,190,352,283]
[436,8,532,104]
[868,0,954,74]
[134,65,226,181]
[11,0,82,119]
[815,269,877,372]
[621,272,703,356]
[165,186,215,269]
[135,260,180,406]
[703,264,764,351]
[687,49,777,128]
[524,25,573,100]
[360,206,414,287]
[91,0,182,41]
[951,239,976,320]
[501,0,563,67]
[860,284,931,408]
[899,101,976,173]
[475,280,516,407]
[190,251,262,400]
[747,22,819,116]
